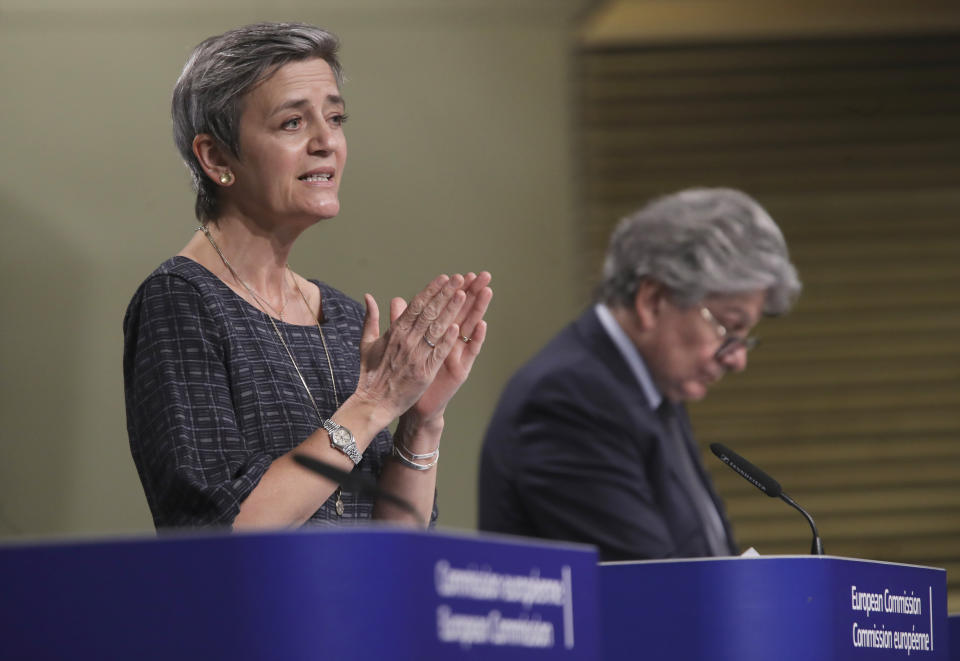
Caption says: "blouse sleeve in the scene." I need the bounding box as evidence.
[123,273,271,528]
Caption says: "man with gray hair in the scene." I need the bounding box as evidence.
[478,188,801,560]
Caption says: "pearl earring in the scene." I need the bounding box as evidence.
[219,171,234,185]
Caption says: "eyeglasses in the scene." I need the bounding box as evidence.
[699,307,759,359]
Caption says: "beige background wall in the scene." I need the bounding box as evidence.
[0,0,590,537]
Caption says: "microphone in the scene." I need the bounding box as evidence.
[710,443,824,555]
[292,454,426,528]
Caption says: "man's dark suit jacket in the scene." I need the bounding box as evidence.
[478,308,738,561]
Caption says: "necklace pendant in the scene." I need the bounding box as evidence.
[335,491,344,517]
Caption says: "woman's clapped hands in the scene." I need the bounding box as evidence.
[355,273,490,424]
[400,271,492,422]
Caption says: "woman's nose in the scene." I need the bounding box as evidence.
[308,124,338,154]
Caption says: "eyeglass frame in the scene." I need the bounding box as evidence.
[699,306,759,359]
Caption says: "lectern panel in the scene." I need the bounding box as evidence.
[0,528,600,660]
[601,555,947,661]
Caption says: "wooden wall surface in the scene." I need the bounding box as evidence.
[576,33,960,610]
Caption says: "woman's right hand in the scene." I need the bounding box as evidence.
[353,274,466,422]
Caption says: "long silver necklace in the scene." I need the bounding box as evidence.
[199,225,346,516]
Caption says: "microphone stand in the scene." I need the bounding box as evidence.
[780,492,824,555]
[710,443,824,556]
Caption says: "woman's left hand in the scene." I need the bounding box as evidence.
[391,271,492,423]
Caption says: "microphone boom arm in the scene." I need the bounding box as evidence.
[292,454,427,528]
[710,443,824,556]
[780,492,824,555]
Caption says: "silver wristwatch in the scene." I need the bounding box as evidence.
[323,419,362,465]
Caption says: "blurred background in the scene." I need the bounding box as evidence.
[1,0,957,609]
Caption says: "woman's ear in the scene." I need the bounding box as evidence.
[633,279,665,330]
[192,134,233,186]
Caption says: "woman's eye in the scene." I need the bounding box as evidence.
[330,113,349,127]
[281,117,302,130]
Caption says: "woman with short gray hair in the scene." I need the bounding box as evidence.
[124,22,492,529]
[172,23,344,223]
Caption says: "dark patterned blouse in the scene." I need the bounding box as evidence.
[123,256,401,529]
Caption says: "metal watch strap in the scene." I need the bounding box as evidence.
[323,419,362,465]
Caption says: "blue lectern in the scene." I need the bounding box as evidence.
[0,527,600,660]
[600,555,948,661]
[950,614,959,660]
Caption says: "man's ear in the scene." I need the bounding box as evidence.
[633,279,666,330]
[192,134,233,185]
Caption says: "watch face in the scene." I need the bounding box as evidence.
[332,427,352,446]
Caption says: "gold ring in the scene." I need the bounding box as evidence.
[460,335,472,343]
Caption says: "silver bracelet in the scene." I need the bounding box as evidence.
[397,439,439,460]
[392,444,439,471]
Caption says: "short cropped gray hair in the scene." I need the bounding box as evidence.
[599,188,801,315]
[172,22,342,222]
